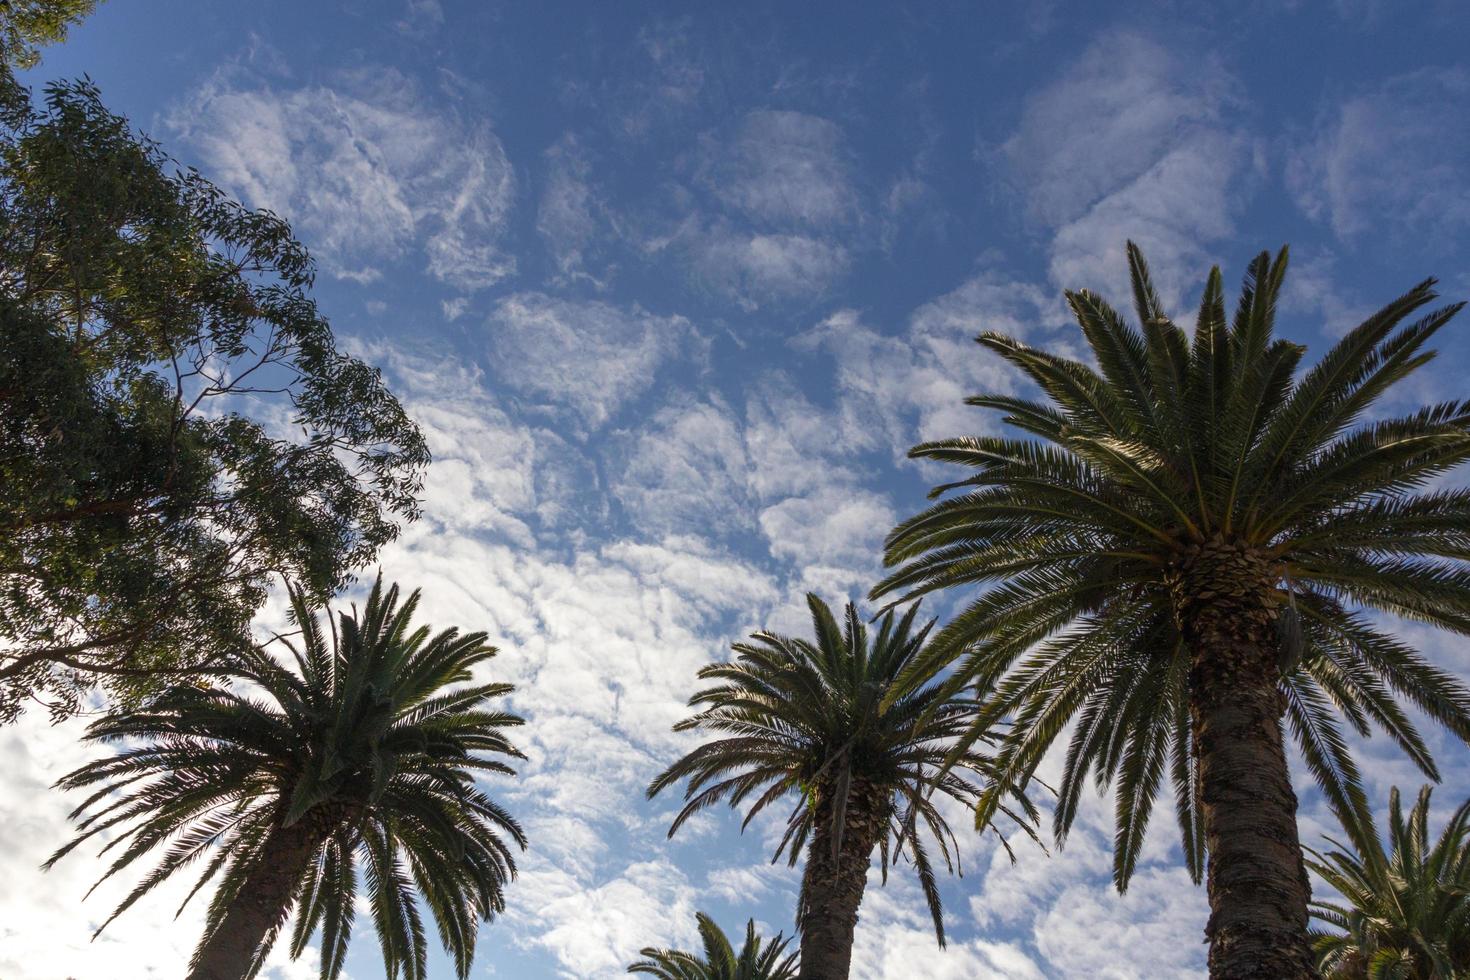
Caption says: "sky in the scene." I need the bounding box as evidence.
[3,1,1470,977]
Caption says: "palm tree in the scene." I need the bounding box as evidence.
[871,242,1470,979]
[648,594,1038,980]
[1309,786,1470,979]
[45,577,526,980]
[629,911,799,980]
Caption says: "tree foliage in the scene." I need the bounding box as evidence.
[1310,786,1470,979]
[0,0,101,68]
[629,912,799,980]
[46,577,525,980]
[0,69,428,720]
[649,594,1039,946]
[872,242,1470,891]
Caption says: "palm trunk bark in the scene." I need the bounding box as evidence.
[1177,539,1316,980]
[187,816,327,980]
[797,779,886,980]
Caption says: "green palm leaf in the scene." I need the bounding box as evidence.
[45,575,525,980]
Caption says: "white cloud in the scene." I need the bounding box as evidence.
[758,486,893,574]
[642,108,861,308]
[486,293,699,431]
[702,110,857,227]
[537,133,613,285]
[171,63,516,290]
[1033,868,1208,979]
[692,227,850,309]
[0,714,322,980]
[705,864,792,905]
[1288,67,1470,241]
[743,377,861,499]
[610,395,754,536]
[999,32,1257,297]
[394,0,444,38]
[616,20,707,139]
[852,876,1049,980]
[999,33,1236,227]
[794,274,1056,457]
[359,345,594,544]
[509,860,700,977]
[1048,130,1254,295]
[441,296,470,321]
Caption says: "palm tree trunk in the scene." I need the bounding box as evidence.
[187,817,326,980]
[1178,540,1316,980]
[797,780,886,980]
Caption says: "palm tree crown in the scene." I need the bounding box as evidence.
[46,577,526,980]
[629,912,799,980]
[872,243,1470,977]
[649,594,1037,971]
[1309,785,1470,979]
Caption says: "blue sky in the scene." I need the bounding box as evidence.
[4,1,1470,977]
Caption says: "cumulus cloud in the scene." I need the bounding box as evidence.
[170,63,516,290]
[1288,67,1470,242]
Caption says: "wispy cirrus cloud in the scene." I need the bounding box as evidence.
[486,293,702,432]
[1288,67,1470,244]
[701,109,859,228]
[997,31,1258,298]
[537,133,616,286]
[170,62,517,290]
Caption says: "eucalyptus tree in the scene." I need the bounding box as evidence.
[46,578,525,980]
[1310,786,1470,979]
[629,912,799,980]
[0,0,101,67]
[0,68,427,721]
[872,243,1470,979]
[649,595,1039,980]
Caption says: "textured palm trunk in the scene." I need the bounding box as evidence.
[187,816,328,980]
[797,779,886,980]
[1176,539,1317,980]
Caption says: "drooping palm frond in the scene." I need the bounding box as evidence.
[629,912,799,980]
[45,576,526,980]
[872,243,1470,891]
[1309,785,1470,979]
[648,594,1041,945]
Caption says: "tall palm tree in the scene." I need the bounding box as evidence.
[1309,786,1470,979]
[648,594,1038,980]
[629,911,799,980]
[871,243,1470,979]
[45,577,526,980]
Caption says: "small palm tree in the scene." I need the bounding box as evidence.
[45,577,526,980]
[871,243,1470,979]
[1309,786,1470,979]
[648,594,1038,980]
[629,912,799,980]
